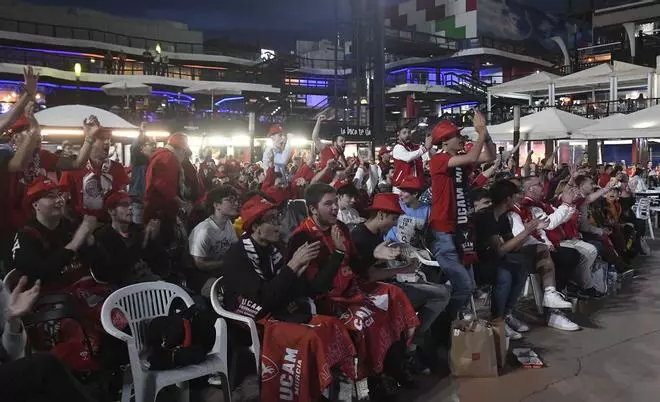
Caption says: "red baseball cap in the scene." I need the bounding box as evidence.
[26,176,65,204]
[431,120,463,145]
[268,125,284,136]
[397,175,424,193]
[167,132,188,149]
[241,195,277,231]
[104,190,132,210]
[366,193,404,215]
[378,146,390,157]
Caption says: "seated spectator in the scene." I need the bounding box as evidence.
[385,175,429,246]
[288,183,420,398]
[222,194,357,401]
[477,181,578,333]
[518,177,604,299]
[336,183,364,229]
[88,190,161,286]
[352,192,449,372]
[0,275,97,402]
[188,186,239,297]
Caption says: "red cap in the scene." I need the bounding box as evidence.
[431,120,462,145]
[3,115,30,136]
[268,125,284,136]
[241,195,276,231]
[104,190,132,210]
[26,176,64,204]
[378,146,390,157]
[397,175,424,193]
[167,133,188,149]
[333,180,351,190]
[366,193,404,215]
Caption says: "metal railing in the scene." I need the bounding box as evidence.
[0,17,259,59]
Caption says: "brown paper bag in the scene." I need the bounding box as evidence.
[450,319,499,377]
[490,318,508,368]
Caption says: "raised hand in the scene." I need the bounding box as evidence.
[331,225,346,252]
[472,110,487,133]
[23,66,39,97]
[8,276,41,318]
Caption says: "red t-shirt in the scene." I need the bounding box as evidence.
[59,160,130,219]
[598,173,611,188]
[1,149,60,239]
[319,146,346,170]
[430,153,455,233]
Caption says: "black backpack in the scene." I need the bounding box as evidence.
[143,304,216,370]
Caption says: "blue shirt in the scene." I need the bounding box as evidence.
[385,200,431,244]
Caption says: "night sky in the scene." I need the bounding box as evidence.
[22,0,568,48]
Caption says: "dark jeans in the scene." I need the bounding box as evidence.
[396,281,450,335]
[490,256,529,318]
[551,246,581,290]
[0,353,96,402]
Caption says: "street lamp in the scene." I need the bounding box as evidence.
[74,63,82,103]
[155,43,162,54]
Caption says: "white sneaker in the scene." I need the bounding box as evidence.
[505,314,530,333]
[207,373,223,386]
[505,323,523,340]
[543,290,572,309]
[547,312,580,331]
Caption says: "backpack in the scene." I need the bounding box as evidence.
[143,304,216,370]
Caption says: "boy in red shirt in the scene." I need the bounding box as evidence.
[428,111,496,316]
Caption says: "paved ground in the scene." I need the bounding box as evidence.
[412,241,660,402]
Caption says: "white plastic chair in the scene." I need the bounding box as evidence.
[209,277,261,378]
[100,281,231,402]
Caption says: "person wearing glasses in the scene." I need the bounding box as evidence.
[188,186,240,297]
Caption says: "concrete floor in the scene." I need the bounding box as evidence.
[415,242,660,402]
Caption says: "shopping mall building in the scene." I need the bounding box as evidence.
[1,0,660,164]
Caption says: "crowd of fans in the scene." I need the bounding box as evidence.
[0,67,652,402]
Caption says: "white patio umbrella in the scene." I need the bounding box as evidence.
[183,83,242,111]
[35,104,136,129]
[102,80,152,108]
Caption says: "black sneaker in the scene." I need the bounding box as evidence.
[406,350,431,375]
[579,287,606,299]
[392,361,418,389]
[368,375,398,402]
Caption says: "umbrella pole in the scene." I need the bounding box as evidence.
[211,92,214,119]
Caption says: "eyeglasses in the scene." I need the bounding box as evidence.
[44,191,67,201]
[260,211,282,225]
[222,197,239,204]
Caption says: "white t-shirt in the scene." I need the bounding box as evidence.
[188,217,238,260]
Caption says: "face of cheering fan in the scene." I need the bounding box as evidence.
[311,193,339,226]
[33,190,66,219]
[110,200,133,225]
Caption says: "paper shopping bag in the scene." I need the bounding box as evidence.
[490,318,508,368]
[450,319,499,377]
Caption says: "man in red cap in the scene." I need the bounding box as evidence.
[392,121,433,193]
[59,121,130,219]
[2,109,99,268]
[11,176,97,286]
[222,194,357,402]
[87,190,162,286]
[288,183,419,398]
[353,192,450,373]
[428,111,496,317]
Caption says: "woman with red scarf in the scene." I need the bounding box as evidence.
[288,183,419,399]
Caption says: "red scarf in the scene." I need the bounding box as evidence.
[520,197,566,246]
[509,204,543,242]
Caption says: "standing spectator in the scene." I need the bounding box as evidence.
[117,50,126,75]
[142,47,153,75]
[392,122,432,193]
[262,124,294,178]
[104,50,114,74]
[428,111,496,317]
[188,186,239,297]
[59,126,130,220]
[129,123,155,224]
